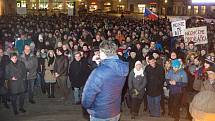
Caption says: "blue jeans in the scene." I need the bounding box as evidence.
[90,114,120,121]
[73,87,83,103]
[147,95,161,117]
[28,79,36,101]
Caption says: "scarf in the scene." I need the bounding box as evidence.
[134,68,144,78]
[48,56,55,67]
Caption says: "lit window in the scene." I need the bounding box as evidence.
[39,0,48,9]
[188,6,191,9]
[201,6,206,15]
[138,4,146,13]
[194,6,198,14]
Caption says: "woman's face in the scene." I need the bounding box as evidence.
[135,64,142,71]
[62,45,67,51]
[171,52,177,60]
[49,51,54,57]
[194,58,200,66]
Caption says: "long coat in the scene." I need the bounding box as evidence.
[128,69,147,99]
[69,59,90,88]
[5,61,27,94]
[44,58,56,83]
[54,55,69,81]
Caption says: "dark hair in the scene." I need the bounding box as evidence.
[56,47,64,54]
[10,52,18,58]
[148,55,155,60]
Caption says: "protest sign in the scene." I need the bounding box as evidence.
[184,26,208,45]
[171,20,186,36]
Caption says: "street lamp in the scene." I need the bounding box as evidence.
[165,0,168,3]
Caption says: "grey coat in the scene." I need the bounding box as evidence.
[5,61,27,94]
[128,69,147,99]
[19,54,38,80]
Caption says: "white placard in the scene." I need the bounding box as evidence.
[184,26,208,45]
[171,20,186,36]
[17,7,27,15]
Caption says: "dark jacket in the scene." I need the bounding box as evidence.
[82,56,129,119]
[145,64,165,97]
[128,69,147,99]
[5,61,27,94]
[54,55,69,77]
[69,59,90,88]
[0,55,10,81]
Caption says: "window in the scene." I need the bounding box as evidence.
[39,0,48,9]
[188,6,191,15]
[138,4,146,13]
[53,0,63,10]
[211,6,215,12]
[194,6,199,14]
[201,6,206,15]
[17,0,26,7]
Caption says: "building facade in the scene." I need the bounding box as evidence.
[0,0,214,18]
[173,0,215,17]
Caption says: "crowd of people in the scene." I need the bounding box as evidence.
[0,13,215,121]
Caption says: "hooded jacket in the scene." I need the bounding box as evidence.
[82,56,129,119]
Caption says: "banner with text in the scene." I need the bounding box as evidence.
[171,20,186,36]
[184,26,208,45]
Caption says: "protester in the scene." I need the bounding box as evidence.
[19,45,38,104]
[44,50,56,98]
[5,53,27,115]
[82,40,129,121]
[128,61,147,119]
[54,47,69,101]
[145,55,165,117]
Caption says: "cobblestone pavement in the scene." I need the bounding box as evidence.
[0,87,189,121]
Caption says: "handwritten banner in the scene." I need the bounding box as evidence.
[184,26,208,45]
[171,20,186,36]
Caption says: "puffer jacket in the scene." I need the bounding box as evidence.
[82,56,129,119]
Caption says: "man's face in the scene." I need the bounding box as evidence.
[0,49,3,57]
[74,53,81,61]
[11,56,17,63]
[150,42,155,48]
[24,46,31,55]
[189,44,194,49]
[148,59,156,67]
[207,71,215,80]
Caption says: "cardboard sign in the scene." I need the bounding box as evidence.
[184,26,208,45]
[171,20,186,36]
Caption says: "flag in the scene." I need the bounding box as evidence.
[144,8,158,20]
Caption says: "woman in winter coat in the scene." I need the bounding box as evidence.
[128,61,147,119]
[44,50,56,98]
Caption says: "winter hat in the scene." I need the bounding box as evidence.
[172,59,181,68]
[117,48,124,53]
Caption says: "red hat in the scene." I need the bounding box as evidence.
[117,48,124,53]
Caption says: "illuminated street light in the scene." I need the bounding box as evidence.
[165,0,168,3]
[119,0,121,2]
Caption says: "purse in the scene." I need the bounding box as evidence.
[129,78,140,97]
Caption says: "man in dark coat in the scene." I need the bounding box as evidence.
[69,51,90,104]
[54,47,69,100]
[5,53,27,115]
[145,55,165,117]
